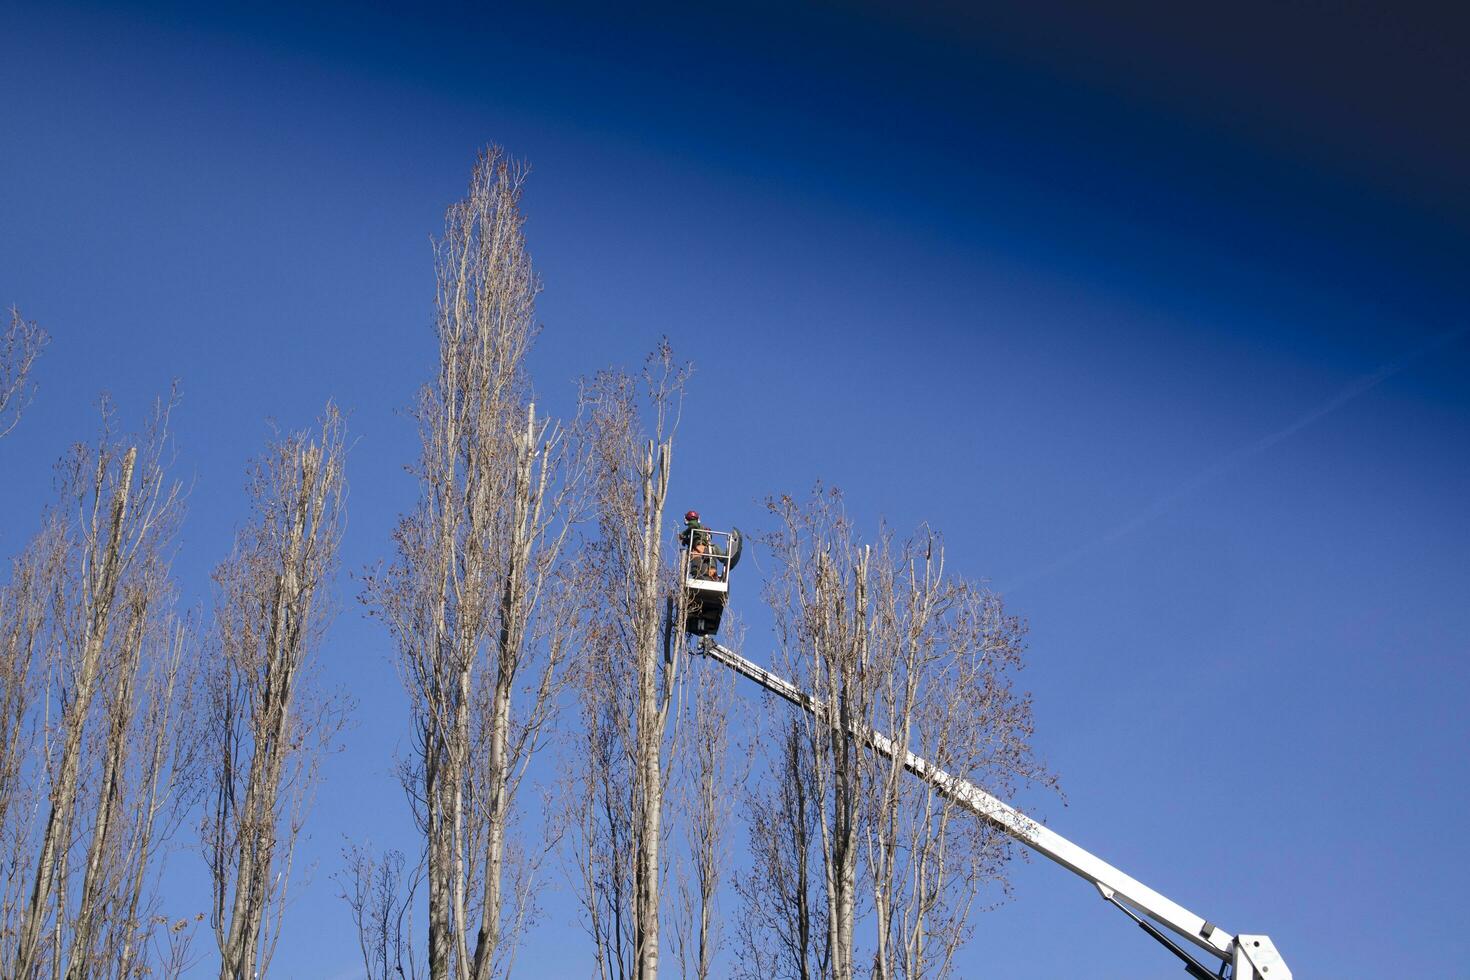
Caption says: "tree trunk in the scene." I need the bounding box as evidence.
[65,596,147,977]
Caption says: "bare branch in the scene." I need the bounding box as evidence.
[0,307,48,439]
[337,842,425,980]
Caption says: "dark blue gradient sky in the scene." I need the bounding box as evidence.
[3,2,1467,976]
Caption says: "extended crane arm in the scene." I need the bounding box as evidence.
[698,639,1289,980]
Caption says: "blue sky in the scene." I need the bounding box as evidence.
[2,2,1467,976]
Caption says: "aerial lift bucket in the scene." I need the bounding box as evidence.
[680,526,740,636]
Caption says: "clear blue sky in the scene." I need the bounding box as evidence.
[3,2,1467,976]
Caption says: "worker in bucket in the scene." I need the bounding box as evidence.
[679,510,709,549]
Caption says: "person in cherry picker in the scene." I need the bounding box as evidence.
[681,510,721,580]
[679,510,708,548]
[679,509,742,635]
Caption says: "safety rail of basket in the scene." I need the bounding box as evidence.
[681,528,734,591]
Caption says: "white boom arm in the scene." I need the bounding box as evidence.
[699,640,1289,980]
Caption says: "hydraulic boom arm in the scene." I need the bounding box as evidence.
[698,639,1289,980]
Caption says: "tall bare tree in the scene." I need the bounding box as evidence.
[365,147,583,980]
[0,306,56,932]
[763,489,875,980]
[859,529,1050,980]
[0,306,48,439]
[754,489,1055,980]
[5,393,198,980]
[206,406,347,979]
[566,342,688,980]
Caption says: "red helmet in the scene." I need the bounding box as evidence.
[685,510,700,522]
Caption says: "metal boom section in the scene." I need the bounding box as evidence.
[696,639,1289,980]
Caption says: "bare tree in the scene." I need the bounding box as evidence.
[763,489,875,980]
[755,489,1055,980]
[206,406,347,979]
[364,147,583,980]
[565,342,688,980]
[5,393,196,980]
[732,716,829,980]
[563,641,637,980]
[0,520,65,966]
[0,306,48,439]
[337,842,425,980]
[0,306,52,849]
[670,653,737,980]
[66,578,201,977]
[859,529,1051,980]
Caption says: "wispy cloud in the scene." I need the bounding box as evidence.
[1000,324,1468,594]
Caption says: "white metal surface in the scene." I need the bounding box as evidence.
[1234,935,1289,980]
[699,639,1290,979]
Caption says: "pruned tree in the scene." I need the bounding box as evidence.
[565,342,688,980]
[364,147,584,980]
[4,392,200,980]
[0,306,48,439]
[206,405,347,979]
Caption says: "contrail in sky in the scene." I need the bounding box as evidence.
[1000,324,1469,595]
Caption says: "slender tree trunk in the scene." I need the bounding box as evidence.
[65,596,147,977]
[470,412,535,980]
[115,620,191,980]
[473,673,512,977]
[427,746,451,980]
[633,439,672,980]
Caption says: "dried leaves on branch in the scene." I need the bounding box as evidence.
[206,406,348,980]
